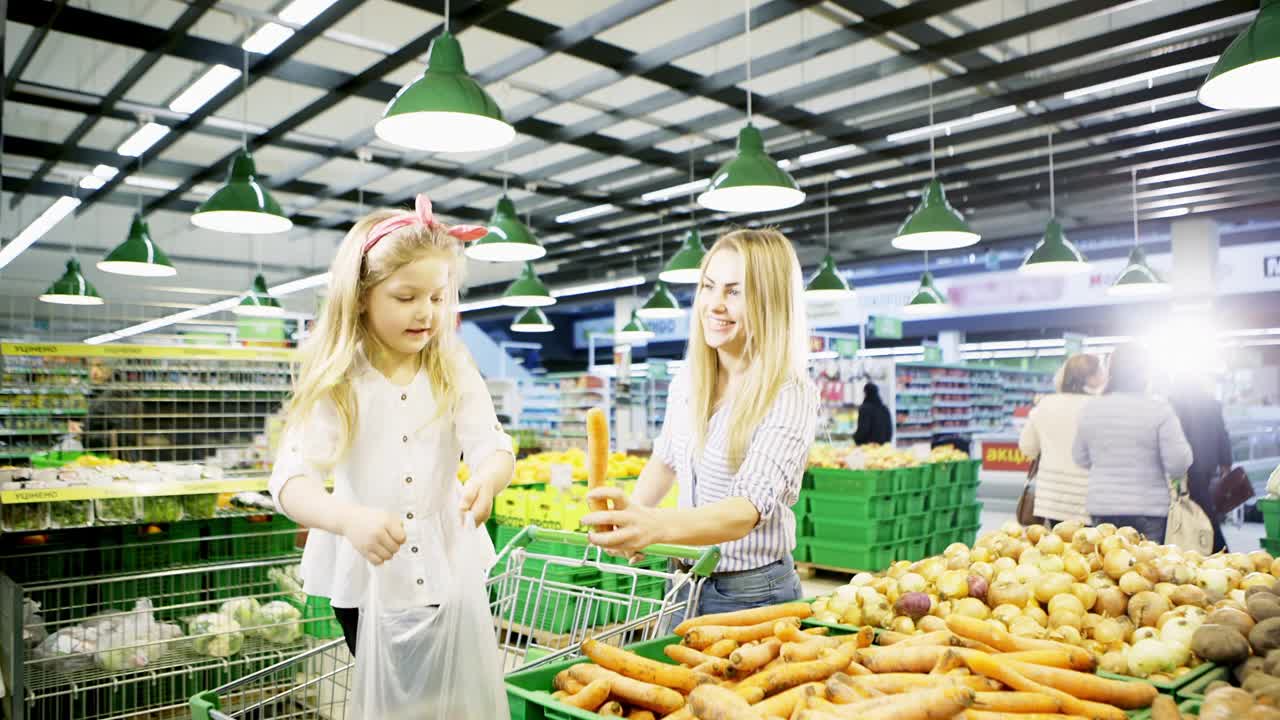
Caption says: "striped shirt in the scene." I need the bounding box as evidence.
[1073,393,1194,518]
[653,369,818,572]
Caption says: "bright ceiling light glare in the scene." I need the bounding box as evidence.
[550,276,646,298]
[1198,0,1280,110]
[243,23,294,54]
[0,196,81,271]
[891,179,981,251]
[640,179,710,203]
[169,65,242,114]
[1064,57,1217,100]
[555,204,618,224]
[278,0,339,24]
[886,106,1018,143]
[79,175,106,190]
[116,122,171,157]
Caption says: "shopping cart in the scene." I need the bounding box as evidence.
[189,526,720,719]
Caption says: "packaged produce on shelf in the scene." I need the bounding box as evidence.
[33,625,102,673]
[254,601,303,644]
[188,613,244,658]
[810,520,1280,685]
[219,597,262,628]
[518,596,1161,719]
[48,488,92,528]
[140,495,184,523]
[808,442,969,469]
[2,496,49,532]
[269,565,305,605]
[182,493,219,519]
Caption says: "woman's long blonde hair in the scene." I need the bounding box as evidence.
[285,207,468,468]
[687,228,809,472]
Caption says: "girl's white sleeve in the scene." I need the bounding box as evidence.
[268,399,339,505]
[455,362,514,468]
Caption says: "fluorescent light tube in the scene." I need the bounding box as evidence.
[79,176,105,190]
[123,175,180,191]
[243,22,294,54]
[279,0,338,23]
[641,178,709,203]
[458,297,509,313]
[555,204,619,224]
[116,122,171,157]
[887,105,1018,143]
[269,273,330,295]
[1064,57,1216,100]
[550,275,646,298]
[169,65,241,114]
[0,196,81,270]
[792,144,863,167]
[92,165,119,179]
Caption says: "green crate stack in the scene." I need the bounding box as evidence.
[98,521,203,611]
[791,490,810,563]
[603,554,667,623]
[1261,498,1280,541]
[205,514,299,601]
[798,468,937,571]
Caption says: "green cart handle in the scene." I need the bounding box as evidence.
[499,526,721,578]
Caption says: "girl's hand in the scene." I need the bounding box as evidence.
[582,487,661,558]
[339,506,406,565]
[459,478,497,526]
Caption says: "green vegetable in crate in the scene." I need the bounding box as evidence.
[269,565,305,605]
[182,493,219,519]
[1,501,48,531]
[189,613,244,658]
[95,496,138,522]
[254,601,303,644]
[141,495,184,522]
[219,598,261,629]
[49,500,91,528]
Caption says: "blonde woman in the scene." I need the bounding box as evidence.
[1018,354,1105,524]
[268,195,512,714]
[584,229,818,620]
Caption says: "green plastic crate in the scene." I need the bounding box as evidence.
[505,576,605,634]
[894,467,926,493]
[792,537,810,563]
[922,462,952,485]
[808,538,893,571]
[802,491,896,521]
[898,513,928,540]
[895,536,929,562]
[1264,537,1280,556]
[927,508,958,535]
[956,502,983,527]
[301,594,343,639]
[1262,498,1280,539]
[205,514,298,562]
[1177,699,1199,718]
[1174,663,1228,702]
[953,459,980,485]
[808,516,898,544]
[100,521,201,573]
[808,467,896,495]
[927,535,949,556]
[29,450,91,468]
[956,523,980,547]
[956,481,980,506]
[928,483,961,509]
[1098,658,1220,695]
[894,491,927,515]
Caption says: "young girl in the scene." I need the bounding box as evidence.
[268,194,514,714]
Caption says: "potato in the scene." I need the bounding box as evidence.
[1245,584,1277,599]
[1252,617,1280,656]
[1267,648,1280,677]
[1242,671,1280,695]
[1203,686,1255,720]
[1235,656,1266,684]
[1191,624,1252,664]
[1249,593,1280,622]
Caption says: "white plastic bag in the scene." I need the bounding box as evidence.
[1167,479,1213,554]
[349,513,507,720]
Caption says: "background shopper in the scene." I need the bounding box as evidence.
[1170,375,1235,551]
[1018,353,1104,524]
[854,382,893,446]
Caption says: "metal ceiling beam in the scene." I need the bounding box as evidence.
[8,0,220,210]
[2,0,65,98]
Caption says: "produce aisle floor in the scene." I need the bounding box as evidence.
[798,506,1267,597]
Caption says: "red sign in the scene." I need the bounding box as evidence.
[982,441,1032,472]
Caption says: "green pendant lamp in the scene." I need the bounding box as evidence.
[98,213,176,277]
[40,258,104,305]
[615,309,655,345]
[510,307,553,333]
[659,228,706,284]
[806,179,854,302]
[502,262,555,308]
[900,270,948,316]
[1198,0,1280,110]
[375,22,515,153]
[892,72,980,251]
[1109,168,1171,297]
[637,280,683,319]
[466,195,545,262]
[191,150,292,234]
[1019,132,1089,275]
[233,274,284,317]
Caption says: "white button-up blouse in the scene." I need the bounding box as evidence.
[268,355,512,609]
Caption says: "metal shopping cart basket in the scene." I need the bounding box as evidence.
[189,526,720,719]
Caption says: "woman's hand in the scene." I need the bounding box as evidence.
[459,477,498,526]
[582,487,663,558]
[339,506,406,566]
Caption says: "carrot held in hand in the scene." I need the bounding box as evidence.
[586,407,612,529]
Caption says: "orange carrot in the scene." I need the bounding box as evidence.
[561,679,612,711]
[735,644,857,703]
[835,672,999,695]
[599,700,625,716]
[554,669,586,694]
[962,652,1126,720]
[946,617,1094,672]
[1004,659,1158,711]
[972,692,1063,714]
[803,627,830,636]
[665,644,731,675]
[586,407,611,527]
[687,619,797,650]
[806,686,975,720]
[584,638,700,693]
[689,684,764,720]
[963,713,1089,720]
[845,661,873,676]
[569,664,685,715]
[728,638,782,678]
[1150,695,1181,720]
[629,711,657,720]
[674,603,813,636]
[703,639,739,658]
[1001,650,1082,670]
[751,682,823,717]
[854,645,950,674]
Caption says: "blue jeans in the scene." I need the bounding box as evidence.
[663,556,803,633]
[1093,515,1167,544]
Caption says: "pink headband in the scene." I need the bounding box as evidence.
[361,193,488,255]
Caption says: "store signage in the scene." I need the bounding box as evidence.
[1266,255,1280,278]
[574,315,689,349]
[922,341,943,363]
[981,441,1033,472]
[835,338,860,357]
[869,315,904,339]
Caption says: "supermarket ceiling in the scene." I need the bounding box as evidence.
[4,0,1280,340]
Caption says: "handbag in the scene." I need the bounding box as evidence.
[1015,457,1039,526]
[1211,466,1254,516]
[1166,477,1214,554]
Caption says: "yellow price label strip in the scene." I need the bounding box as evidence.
[0,476,272,504]
[1,342,297,362]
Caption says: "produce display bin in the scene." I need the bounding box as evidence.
[1264,537,1280,556]
[894,536,929,562]
[956,502,984,527]
[897,513,928,540]
[808,468,896,495]
[957,481,980,506]
[928,483,961,509]
[1098,660,1220,696]
[808,537,893,571]
[1262,498,1280,539]
[808,516,899,544]
[894,467,926,493]
[1174,663,1229,702]
[894,491,927,515]
[801,491,896,521]
[953,459,980,485]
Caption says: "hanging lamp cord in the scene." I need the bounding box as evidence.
[1131,167,1139,248]
[824,177,831,252]
[928,66,936,178]
[444,0,450,33]
[744,0,752,122]
[1048,131,1055,218]
[241,41,249,152]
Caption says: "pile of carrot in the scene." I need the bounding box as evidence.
[544,605,1160,720]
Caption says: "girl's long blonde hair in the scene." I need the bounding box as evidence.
[285,207,468,468]
[687,228,810,472]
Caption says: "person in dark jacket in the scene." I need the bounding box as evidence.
[855,383,893,445]
[1170,377,1234,552]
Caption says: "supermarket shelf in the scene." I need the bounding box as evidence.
[110,384,290,392]
[0,474,269,503]
[0,408,87,416]
[0,387,90,395]
[933,402,971,408]
[898,431,934,440]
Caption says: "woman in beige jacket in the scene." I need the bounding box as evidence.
[1019,354,1106,523]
